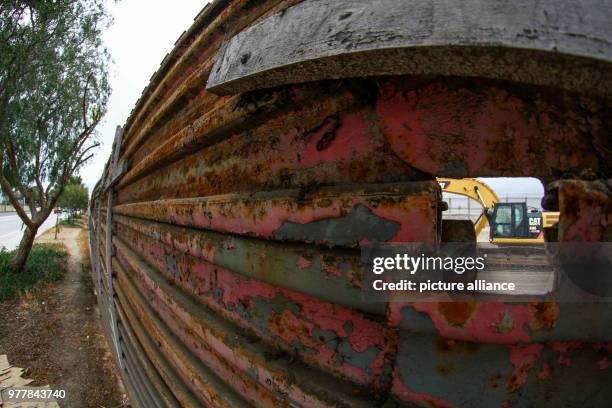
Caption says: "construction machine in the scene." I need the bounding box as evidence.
[438,178,559,244]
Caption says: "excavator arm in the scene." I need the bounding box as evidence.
[437,178,501,236]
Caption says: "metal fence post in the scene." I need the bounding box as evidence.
[105,125,125,371]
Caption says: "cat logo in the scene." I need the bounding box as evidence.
[529,217,541,226]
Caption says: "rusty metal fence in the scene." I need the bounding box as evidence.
[90,1,612,407]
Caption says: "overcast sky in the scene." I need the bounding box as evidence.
[79,0,543,199]
[80,0,209,193]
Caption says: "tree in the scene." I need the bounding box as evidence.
[57,176,88,219]
[0,1,111,271]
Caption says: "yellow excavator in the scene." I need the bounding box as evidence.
[437,178,559,244]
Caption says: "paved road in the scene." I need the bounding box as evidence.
[0,212,64,251]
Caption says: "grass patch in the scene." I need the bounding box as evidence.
[59,217,80,227]
[77,228,91,267]
[0,244,67,302]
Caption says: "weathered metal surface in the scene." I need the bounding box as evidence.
[557,179,611,242]
[106,190,123,370]
[122,0,297,166]
[114,235,384,407]
[114,182,440,247]
[113,228,396,387]
[207,0,612,98]
[112,214,382,315]
[391,333,612,408]
[89,0,612,407]
[116,87,422,205]
[375,79,609,182]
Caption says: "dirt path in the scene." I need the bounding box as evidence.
[0,225,128,407]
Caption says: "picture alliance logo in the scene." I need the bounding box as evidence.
[371,253,487,275]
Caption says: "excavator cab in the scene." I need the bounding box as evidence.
[438,177,556,244]
[490,202,528,239]
[490,202,544,242]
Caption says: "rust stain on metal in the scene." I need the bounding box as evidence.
[113,221,396,390]
[376,79,607,181]
[114,182,440,247]
[527,302,559,331]
[437,302,477,327]
[558,179,611,242]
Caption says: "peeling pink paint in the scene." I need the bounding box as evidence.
[551,341,583,353]
[321,263,342,278]
[117,248,333,408]
[558,355,572,367]
[115,186,439,247]
[391,366,459,408]
[297,256,313,269]
[375,80,599,179]
[537,363,552,380]
[508,344,544,392]
[115,225,395,388]
[392,302,559,344]
[299,113,379,166]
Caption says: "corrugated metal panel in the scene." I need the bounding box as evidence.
[90,1,612,407]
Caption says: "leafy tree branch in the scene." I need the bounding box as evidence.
[0,0,112,271]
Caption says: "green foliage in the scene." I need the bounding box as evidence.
[0,244,67,301]
[1,1,111,189]
[57,175,89,216]
[0,1,112,271]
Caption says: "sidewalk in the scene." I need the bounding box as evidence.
[0,222,128,407]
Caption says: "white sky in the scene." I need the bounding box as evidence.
[79,1,543,199]
[80,0,210,193]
